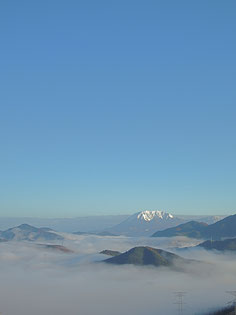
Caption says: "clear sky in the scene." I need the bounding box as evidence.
[0,0,235,217]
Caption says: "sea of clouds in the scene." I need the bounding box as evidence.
[0,234,236,315]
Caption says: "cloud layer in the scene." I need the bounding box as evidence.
[0,235,235,315]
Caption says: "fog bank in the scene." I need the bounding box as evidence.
[0,235,235,315]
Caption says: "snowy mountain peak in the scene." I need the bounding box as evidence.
[137,210,174,222]
[107,210,181,236]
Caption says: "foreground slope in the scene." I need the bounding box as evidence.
[207,306,234,314]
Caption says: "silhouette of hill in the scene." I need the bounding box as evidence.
[104,246,191,267]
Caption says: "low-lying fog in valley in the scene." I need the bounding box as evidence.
[1,234,236,315]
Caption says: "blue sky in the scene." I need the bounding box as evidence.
[0,0,235,217]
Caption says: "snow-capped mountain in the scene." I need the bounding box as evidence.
[137,210,174,221]
[107,210,184,237]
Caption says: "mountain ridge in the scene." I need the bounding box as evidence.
[152,214,236,240]
[0,224,63,241]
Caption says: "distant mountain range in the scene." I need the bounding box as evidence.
[0,224,63,241]
[106,210,225,237]
[0,213,225,235]
[152,214,236,240]
[0,215,129,233]
[0,213,232,241]
[103,246,194,268]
